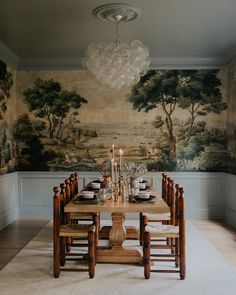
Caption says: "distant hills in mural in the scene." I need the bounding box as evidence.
[1,62,236,175]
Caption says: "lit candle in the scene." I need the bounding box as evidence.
[112,144,115,161]
[111,158,114,183]
[119,149,123,172]
[114,162,117,183]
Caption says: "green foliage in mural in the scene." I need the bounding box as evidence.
[0,60,13,120]
[200,127,227,148]
[177,70,227,142]
[147,146,176,171]
[23,79,87,139]
[13,114,56,170]
[177,120,206,142]
[177,137,205,170]
[128,69,226,169]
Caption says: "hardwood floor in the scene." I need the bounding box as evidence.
[0,219,235,270]
[0,219,49,270]
[192,219,236,267]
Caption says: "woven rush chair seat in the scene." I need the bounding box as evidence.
[143,212,171,221]
[59,224,95,238]
[145,224,179,237]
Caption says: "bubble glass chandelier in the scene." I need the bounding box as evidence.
[83,4,150,90]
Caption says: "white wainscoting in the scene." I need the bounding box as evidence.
[16,171,226,220]
[0,171,229,225]
[225,173,236,228]
[0,172,18,229]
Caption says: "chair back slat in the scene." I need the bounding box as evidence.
[174,184,179,225]
[69,175,75,199]
[65,179,71,202]
[161,173,167,202]
[53,187,61,234]
[74,173,79,195]
[178,187,185,225]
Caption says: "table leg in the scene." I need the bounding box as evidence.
[97,212,142,264]
[109,212,126,248]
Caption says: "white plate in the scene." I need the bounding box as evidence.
[138,191,150,199]
[80,191,94,199]
[90,182,101,189]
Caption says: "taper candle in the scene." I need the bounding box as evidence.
[119,149,123,172]
[114,162,117,183]
[111,158,114,183]
[112,144,115,161]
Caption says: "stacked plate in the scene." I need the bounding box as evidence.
[90,182,101,190]
[138,191,150,199]
[79,191,95,199]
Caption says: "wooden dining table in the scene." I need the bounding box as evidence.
[65,191,169,264]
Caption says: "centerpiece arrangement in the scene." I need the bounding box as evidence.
[100,145,148,202]
[124,161,147,195]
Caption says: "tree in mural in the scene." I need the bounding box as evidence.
[129,70,179,161]
[13,114,56,170]
[128,69,226,165]
[178,70,227,142]
[23,78,87,139]
[0,60,13,120]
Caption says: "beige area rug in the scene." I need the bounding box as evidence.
[0,220,236,295]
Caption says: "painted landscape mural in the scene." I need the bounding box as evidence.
[0,60,15,174]
[1,62,236,174]
[226,64,236,174]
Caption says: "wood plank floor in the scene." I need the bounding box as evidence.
[192,220,236,266]
[0,219,49,270]
[0,219,235,270]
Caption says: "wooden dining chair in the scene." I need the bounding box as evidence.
[53,186,96,278]
[143,186,186,280]
[63,175,100,252]
[139,174,171,245]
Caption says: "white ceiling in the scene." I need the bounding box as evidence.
[0,0,236,69]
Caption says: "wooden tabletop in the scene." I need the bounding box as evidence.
[65,191,169,214]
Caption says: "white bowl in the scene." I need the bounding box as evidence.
[80,191,94,199]
[138,191,150,199]
[139,182,146,189]
[90,182,101,189]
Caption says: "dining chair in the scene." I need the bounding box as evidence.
[143,186,186,280]
[53,186,96,278]
[139,174,171,245]
[64,175,100,251]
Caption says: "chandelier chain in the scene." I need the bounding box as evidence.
[115,21,120,45]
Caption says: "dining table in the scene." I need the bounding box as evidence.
[64,191,170,264]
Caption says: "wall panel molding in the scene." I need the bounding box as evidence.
[225,173,236,227]
[0,172,18,229]
[0,171,233,225]
[16,171,226,220]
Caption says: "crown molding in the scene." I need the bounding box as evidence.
[18,56,224,70]
[0,41,19,68]
[224,46,236,66]
[18,57,84,70]
[150,57,224,69]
